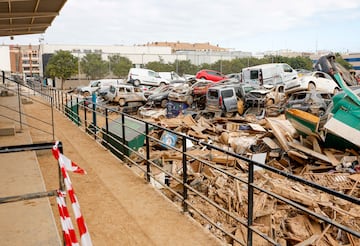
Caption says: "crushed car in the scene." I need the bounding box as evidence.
[285,91,333,117]
[103,84,146,106]
[284,71,341,95]
[146,85,174,108]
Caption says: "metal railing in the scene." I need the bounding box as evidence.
[7,80,360,245]
[0,76,55,140]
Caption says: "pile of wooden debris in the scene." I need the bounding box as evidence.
[130,113,360,245]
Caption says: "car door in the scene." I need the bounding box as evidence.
[287,92,308,111]
[315,72,335,92]
[281,64,298,83]
[142,70,158,86]
[222,89,237,112]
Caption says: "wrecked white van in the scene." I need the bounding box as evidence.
[242,63,298,86]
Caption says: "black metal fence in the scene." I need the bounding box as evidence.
[2,76,360,245]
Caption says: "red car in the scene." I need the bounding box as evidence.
[195,69,227,82]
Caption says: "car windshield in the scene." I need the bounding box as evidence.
[90,81,100,87]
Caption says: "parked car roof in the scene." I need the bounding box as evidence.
[195,69,227,82]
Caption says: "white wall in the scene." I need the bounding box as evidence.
[0,45,10,72]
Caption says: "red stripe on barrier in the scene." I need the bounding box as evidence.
[53,142,92,246]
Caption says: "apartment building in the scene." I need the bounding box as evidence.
[9,44,40,79]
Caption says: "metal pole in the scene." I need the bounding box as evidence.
[92,93,97,139]
[17,82,23,131]
[105,108,109,135]
[182,135,188,212]
[70,95,73,122]
[51,97,55,141]
[76,97,79,126]
[247,162,254,246]
[58,141,65,191]
[84,101,87,128]
[65,92,68,115]
[121,113,126,156]
[145,123,150,182]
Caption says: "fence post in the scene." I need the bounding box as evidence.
[60,91,63,112]
[182,135,188,212]
[121,113,126,157]
[53,88,57,109]
[105,108,109,135]
[17,82,23,131]
[247,162,254,246]
[76,97,80,126]
[58,141,65,191]
[145,123,150,182]
[57,90,59,110]
[84,101,87,129]
[2,70,4,84]
[65,92,68,115]
[51,97,55,141]
[92,93,97,139]
[70,94,73,122]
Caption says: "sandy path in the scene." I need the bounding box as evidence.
[23,96,222,245]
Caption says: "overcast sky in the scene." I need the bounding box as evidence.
[1,0,360,53]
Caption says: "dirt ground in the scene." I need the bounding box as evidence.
[23,97,222,245]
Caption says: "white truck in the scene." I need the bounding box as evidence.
[242,63,298,86]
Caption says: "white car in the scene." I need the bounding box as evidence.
[127,68,169,87]
[284,71,340,95]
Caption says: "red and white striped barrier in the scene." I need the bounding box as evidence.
[56,190,79,246]
[53,142,92,246]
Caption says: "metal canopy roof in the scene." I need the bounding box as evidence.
[0,0,67,37]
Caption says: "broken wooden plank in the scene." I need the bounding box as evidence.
[323,149,341,166]
[266,118,290,152]
[248,123,267,132]
[288,141,331,164]
[307,135,322,154]
[262,137,280,150]
[269,181,316,207]
[294,234,319,246]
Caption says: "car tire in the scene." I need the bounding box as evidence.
[160,99,168,108]
[308,82,316,91]
[318,108,325,117]
[133,80,140,87]
[119,99,126,106]
[266,98,274,106]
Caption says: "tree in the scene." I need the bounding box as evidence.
[45,50,78,90]
[80,53,108,79]
[335,53,353,70]
[145,61,174,72]
[176,60,198,76]
[286,56,313,70]
[108,55,133,78]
